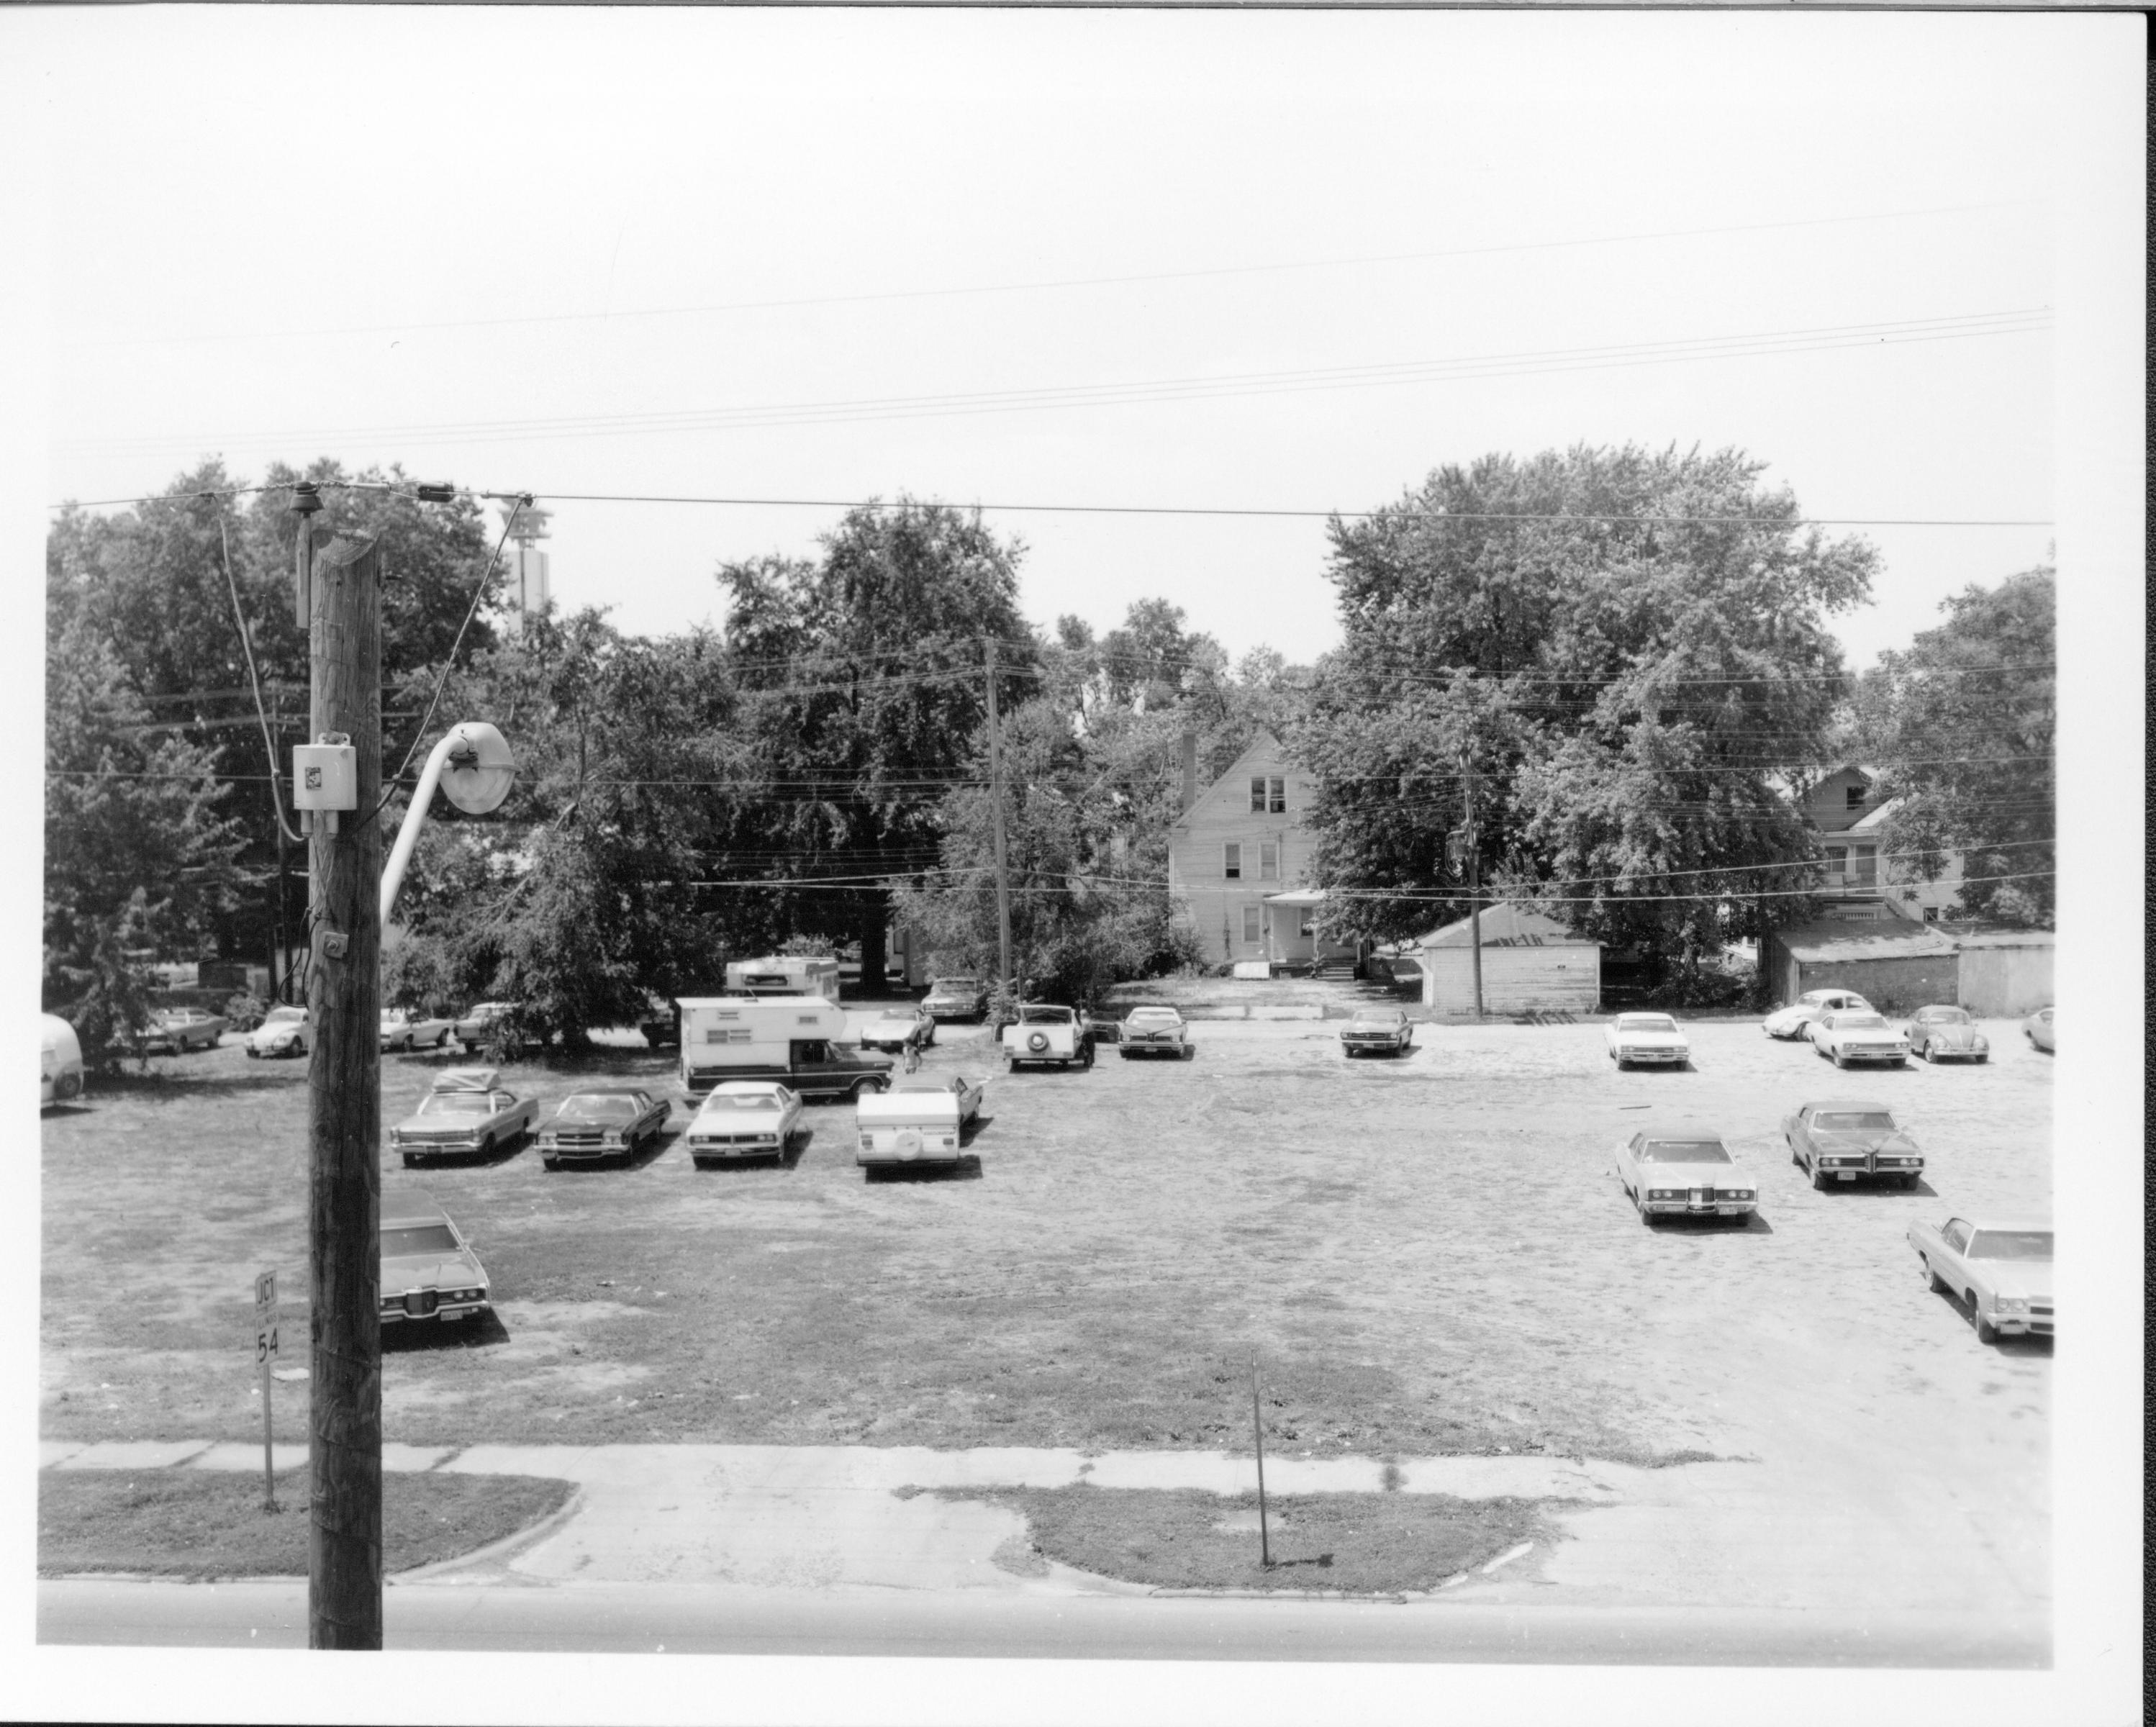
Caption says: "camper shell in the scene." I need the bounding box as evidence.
[676,997,892,1100]
[722,956,842,1003]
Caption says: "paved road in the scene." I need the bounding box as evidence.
[36,1578,2047,1667]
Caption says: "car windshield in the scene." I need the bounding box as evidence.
[418,1092,491,1115]
[559,1095,639,1121]
[1814,1111,1896,1132]
[1917,1008,1970,1025]
[1018,1007,1070,1023]
[932,980,977,993]
[704,1093,780,1111]
[1640,1140,1732,1164]
[379,1223,458,1256]
[1356,1011,1406,1026]
[1968,1230,2052,1261]
[1618,1015,1677,1033]
[264,1007,304,1025]
[1836,1014,1889,1030]
[1128,1010,1181,1023]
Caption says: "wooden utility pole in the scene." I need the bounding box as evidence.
[1250,1352,1272,1567]
[1464,756,1484,1020]
[304,531,384,1650]
[982,638,1014,1007]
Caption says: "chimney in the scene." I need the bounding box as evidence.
[1179,729,1199,813]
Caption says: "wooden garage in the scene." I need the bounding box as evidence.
[1410,902,1602,1017]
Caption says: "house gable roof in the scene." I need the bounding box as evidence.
[1414,902,1598,948]
[1171,730,1292,834]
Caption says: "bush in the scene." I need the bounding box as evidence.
[223,994,270,1033]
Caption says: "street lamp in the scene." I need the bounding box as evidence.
[380,721,517,923]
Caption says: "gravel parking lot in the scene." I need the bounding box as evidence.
[40,1005,2049,1607]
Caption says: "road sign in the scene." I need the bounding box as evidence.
[254,1270,281,1510]
[502,504,551,543]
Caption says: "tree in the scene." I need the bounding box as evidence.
[42,589,246,1068]
[890,697,1200,1009]
[1296,444,1877,975]
[47,461,507,976]
[717,499,1033,990]
[1853,565,2055,927]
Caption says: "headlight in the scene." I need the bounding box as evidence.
[1992,1296,2029,1314]
[1648,1188,1679,1200]
[1972,1037,1988,1049]
[1730,1189,1755,1201]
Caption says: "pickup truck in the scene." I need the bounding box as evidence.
[1000,1004,1094,1073]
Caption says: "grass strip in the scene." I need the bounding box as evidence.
[923,1485,1553,1594]
[38,1469,573,1579]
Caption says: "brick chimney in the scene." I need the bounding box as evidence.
[1179,729,1199,813]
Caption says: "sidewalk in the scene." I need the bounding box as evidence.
[37,1436,2040,1618]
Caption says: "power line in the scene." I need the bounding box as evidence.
[64,200,2030,351]
[57,308,2050,458]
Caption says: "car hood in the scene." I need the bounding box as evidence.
[380,1251,484,1289]
[1615,1028,1688,1043]
[395,1112,486,1134]
[1978,1267,2054,1302]
[1917,1024,1983,1044]
[1813,1129,1921,1155]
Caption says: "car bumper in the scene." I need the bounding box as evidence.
[395,1136,486,1155]
[1123,1036,1185,1053]
[1616,1048,1688,1064]
[381,1297,489,1324]
[1641,1199,1757,1217]
[688,1137,785,1159]
[1985,1310,2055,1338]
[539,1141,624,1161]
[1341,1035,1404,1051]
[1817,1162,1924,1181]
[858,1143,962,1165]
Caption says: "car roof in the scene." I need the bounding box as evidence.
[1806,1099,1895,1113]
[563,1085,651,1098]
[431,1066,501,1092]
[1128,1005,1182,1015]
[1632,1121,1728,1138]
[708,1081,785,1096]
[379,1194,453,1229]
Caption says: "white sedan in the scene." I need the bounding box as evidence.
[1808,1009,1911,1069]
[684,1081,803,1167]
[1764,989,1874,1039]
[1603,1012,1690,1069]
[380,1009,455,1052]
[1613,1126,1758,1225]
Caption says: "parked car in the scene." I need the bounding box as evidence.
[1783,1100,1925,1189]
[856,1073,982,1169]
[1763,989,1874,1040]
[136,1007,228,1055]
[378,1194,492,1328]
[637,1000,681,1049]
[40,1014,83,1107]
[452,1001,522,1052]
[859,1005,937,1054]
[1613,1125,1757,1225]
[535,1086,671,1169]
[379,1008,454,1053]
[1340,1006,1413,1058]
[1120,1005,1192,1059]
[2023,1007,2055,1052]
[921,977,989,1022]
[389,1067,540,1165]
[683,1081,803,1167]
[1604,1012,1690,1069]
[1000,1004,1094,1072]
[1808,1009,1911,1069]
[244,1005,311,1059]
[676,997,894,1101]
[1901,1005,1989,1064]
[1907,1215,2054,1343]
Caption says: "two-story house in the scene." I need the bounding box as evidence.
[1165,731,1358,971]
[1801,765,1964,923]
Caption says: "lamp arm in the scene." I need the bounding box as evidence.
[380,731,461,925]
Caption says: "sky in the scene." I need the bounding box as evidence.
[2,11,2143,1726]
[29,9,2079,673]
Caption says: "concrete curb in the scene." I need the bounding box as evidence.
[390,1485,587,1583]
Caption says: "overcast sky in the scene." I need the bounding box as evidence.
[28,9,2091,671]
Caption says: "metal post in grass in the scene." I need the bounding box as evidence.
[1249,1351,1272,1567]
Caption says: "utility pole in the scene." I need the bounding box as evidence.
[1463,755,1484,1020]
[302,525,385,1651]
[982,638,1014,1007]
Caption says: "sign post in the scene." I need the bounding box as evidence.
[254,1270,281,1512]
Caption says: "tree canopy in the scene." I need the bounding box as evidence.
[1296,444,1876,972]
[1852,564,2055,927]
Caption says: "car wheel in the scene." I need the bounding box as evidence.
[1974,1307,1999,1344]
[402,1153,417,1169]
[1614,1057,1630,1071]
[1182,1043,1195,1061]
[246,1048,259,1059]
[1811,1164,1829,1191]
[542,1156,561,1172]
[1900,1174,1919,1190]
[1832,1051,1848,1069]
[1921,1255,1946,1293]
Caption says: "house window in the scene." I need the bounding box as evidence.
[1824,846,1848,878]
[1241,905,1262,943]
[1249,776,1285,814]
[1259,843,1279,881]
[1921,906,1939,923]
[1845,784,1866,811]
[1223,843,1242,880]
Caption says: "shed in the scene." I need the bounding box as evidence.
[1411,903,1602,1016]
[1765,916,1961,1015]
[1952,928,2054,1017]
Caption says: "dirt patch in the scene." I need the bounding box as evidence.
[927,1485,1553,1594]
